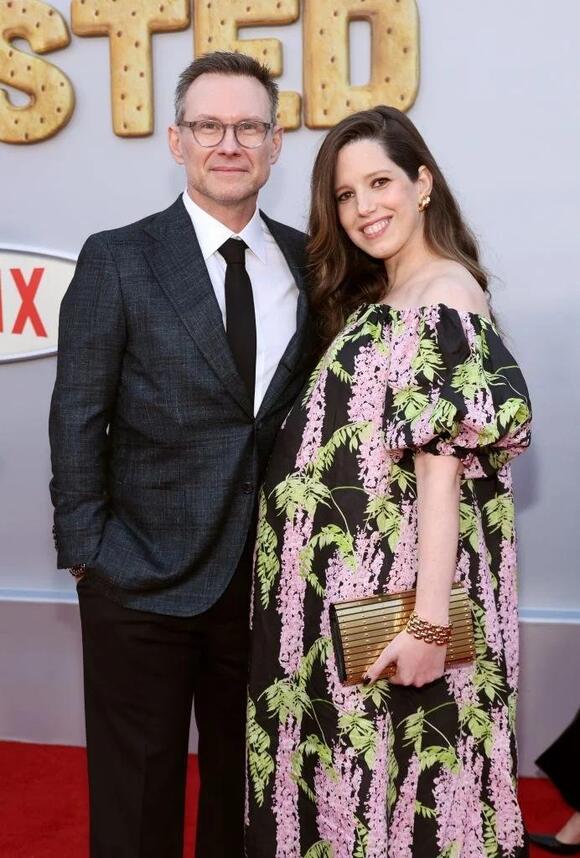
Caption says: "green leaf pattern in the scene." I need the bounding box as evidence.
[246,304,531,857]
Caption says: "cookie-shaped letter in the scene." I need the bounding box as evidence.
[304,0,419,127]
[71,0,190,137]
[194,0,301,130]
[0,0,74,144]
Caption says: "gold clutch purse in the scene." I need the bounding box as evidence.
[330,583,475,686]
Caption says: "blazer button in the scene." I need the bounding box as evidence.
[241,482,254,494]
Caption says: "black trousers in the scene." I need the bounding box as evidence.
[77,547,252,858]
[536,710,580,812]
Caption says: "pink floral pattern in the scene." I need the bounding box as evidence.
[273,715,301,858]
[246,304,531,857]
[474,506,503,658]
[497,537,520,690]
[296,368,328,470]
[320,529,385,712]
[365,715,390,857]
[433,735,486,857]
[348,342,393,495]
[488,706,525,854]
[314,743,363,857]
[277,511,313,674]
[388,753,420,857]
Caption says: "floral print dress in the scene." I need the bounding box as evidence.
[245,303,532,858]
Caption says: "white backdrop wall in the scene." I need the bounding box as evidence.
[1,1,579,772]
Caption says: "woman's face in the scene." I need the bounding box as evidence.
[334,138,431,261]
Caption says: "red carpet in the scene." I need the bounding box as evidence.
[0,741,572,856]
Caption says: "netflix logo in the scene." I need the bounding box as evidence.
[0,250,76,363]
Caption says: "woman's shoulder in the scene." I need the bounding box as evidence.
[417,261,490,319]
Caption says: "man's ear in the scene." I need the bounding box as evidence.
[168,125,185,165]
[269,126,284,165]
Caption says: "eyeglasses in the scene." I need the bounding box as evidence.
[178,119,272,149]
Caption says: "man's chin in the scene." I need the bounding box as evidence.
[207,186,259,206]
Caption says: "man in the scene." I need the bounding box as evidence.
[49,52,310,858]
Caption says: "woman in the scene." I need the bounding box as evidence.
[245,106,531,857]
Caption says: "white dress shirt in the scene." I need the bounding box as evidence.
[182,191,300,416]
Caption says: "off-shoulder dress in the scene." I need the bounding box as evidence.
[246,303,532,858]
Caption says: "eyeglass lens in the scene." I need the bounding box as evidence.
[193,120,269,148]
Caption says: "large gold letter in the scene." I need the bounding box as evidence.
[71,0,190,137]
[0,0,74,144]
[304,0,419,128]
[194,0,301,130]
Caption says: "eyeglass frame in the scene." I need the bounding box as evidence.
[177,118,274,149]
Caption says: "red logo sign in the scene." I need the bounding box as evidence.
[0,249,76,363]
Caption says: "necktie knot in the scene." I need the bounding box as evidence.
[218,237,247,265]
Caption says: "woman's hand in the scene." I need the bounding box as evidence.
[363,629,447,687]
[361,450,459,689]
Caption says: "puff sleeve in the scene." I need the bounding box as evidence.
[382,305,532,479]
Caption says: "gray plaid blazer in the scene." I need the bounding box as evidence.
[49,196,311,616]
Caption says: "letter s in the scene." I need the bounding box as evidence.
[0,0,75,144]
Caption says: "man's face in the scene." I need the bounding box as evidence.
[168,74,282,215]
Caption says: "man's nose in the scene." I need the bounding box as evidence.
[217,125,242,155]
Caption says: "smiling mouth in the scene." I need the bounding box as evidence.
[361,218,392,237]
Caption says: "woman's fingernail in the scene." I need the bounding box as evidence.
[362,674,371,686]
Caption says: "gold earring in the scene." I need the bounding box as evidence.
[418,194,431,212]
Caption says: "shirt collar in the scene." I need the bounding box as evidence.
[182,191,267,264]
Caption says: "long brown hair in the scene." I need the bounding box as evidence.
[308,105,489,349]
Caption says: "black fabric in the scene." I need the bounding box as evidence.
[77,538,253,858]
[219,237,256,401]
[536,711,580,811]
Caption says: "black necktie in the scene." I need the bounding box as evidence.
[218,237,256,402]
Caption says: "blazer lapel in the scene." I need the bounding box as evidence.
[256,213,310,420]
[143,198,254,416]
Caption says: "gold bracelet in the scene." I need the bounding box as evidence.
[406,611,452,645]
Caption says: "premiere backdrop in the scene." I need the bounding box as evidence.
[1,0,578,774]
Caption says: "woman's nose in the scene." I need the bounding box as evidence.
[357,195,377,217]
